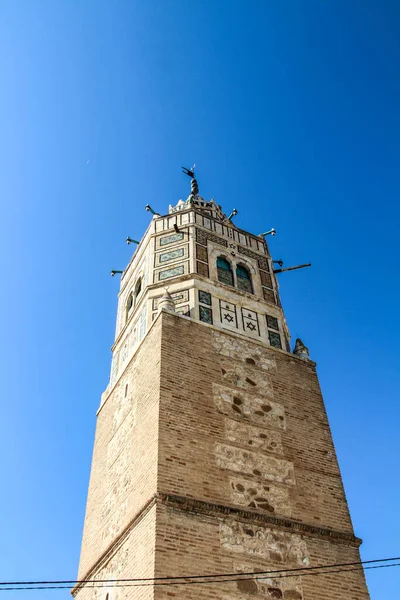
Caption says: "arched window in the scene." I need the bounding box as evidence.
[236,264,253,293]
[134,277,142,304]
[217,257,234,287]
[125,291,134,322]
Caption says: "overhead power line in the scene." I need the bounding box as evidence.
[0,556,399,592]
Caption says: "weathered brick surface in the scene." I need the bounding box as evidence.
[157,313,354,533]
[76,322,161,580]
[74,311,370,600]
[75,503,156,600]
[153,504,369,600]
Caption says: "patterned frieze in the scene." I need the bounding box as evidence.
[238,245,270,269]
[156,231,185,248]
[155,245,188,265]
[194,212,267,254]
[153,261,190,283]
[196,227,228,248]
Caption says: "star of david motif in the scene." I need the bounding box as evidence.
[223,313,234,322]
[246,322,256,331]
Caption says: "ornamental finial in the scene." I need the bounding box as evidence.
[182,164,199,198]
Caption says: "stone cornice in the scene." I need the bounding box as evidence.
[73,490,362,594]
[158,493,362,548]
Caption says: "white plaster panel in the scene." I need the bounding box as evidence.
[224,418,283,454]
[212,331,277,371]
[213,383,286,430]
[215,444,295,485]
[220,361,275,394]
[229,476,291,516]
[220,522,309,565]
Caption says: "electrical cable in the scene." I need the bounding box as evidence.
[0,557,398,591]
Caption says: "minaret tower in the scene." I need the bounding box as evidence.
[73,171,370,600]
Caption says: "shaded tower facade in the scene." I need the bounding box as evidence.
[73,178,370,600]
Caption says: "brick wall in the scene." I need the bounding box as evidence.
[74,310,370,600]
[76,320,162,580]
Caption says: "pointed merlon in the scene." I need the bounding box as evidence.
[158,289,175,314]
[293,338,310,360]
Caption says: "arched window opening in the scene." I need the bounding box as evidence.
[134,277,142,304]
[236,265,253,294]
[125,291,134,322]
[217,257,234,287]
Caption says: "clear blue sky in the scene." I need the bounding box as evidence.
[0,1,399,598]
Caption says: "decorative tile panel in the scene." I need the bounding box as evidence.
[197,261,209,278]
[260,270,273,288]
[219,300,237,328]
[196,228,228,248]
[269,331,282,349]
[238,245,269,267]
[196,243,208,263]
[199,305,213,324]
[266,315,279,331]
[241,308,260,335]
[158,232,184,246]
[157,247,185,264]
[263,287,276,304]
[198,290,212,306]
[158,265,184,281]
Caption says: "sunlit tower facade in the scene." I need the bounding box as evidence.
[73,172,370,600]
